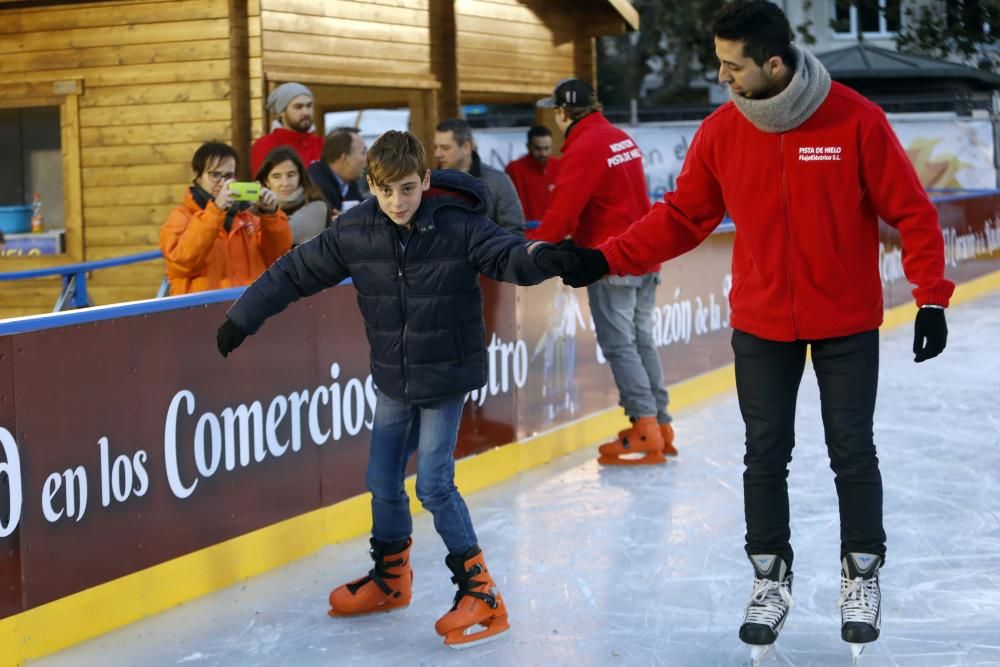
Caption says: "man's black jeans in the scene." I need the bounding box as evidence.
[732,328,886,568]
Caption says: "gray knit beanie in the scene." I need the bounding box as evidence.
[267,82,313,114]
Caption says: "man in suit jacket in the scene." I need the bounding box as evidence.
[308,128,368,217]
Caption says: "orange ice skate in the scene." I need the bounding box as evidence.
[614,420,678,456]
[661,422,678,456]
[328,537,412,617]
[598,416,666,465]
[435,546,510,649]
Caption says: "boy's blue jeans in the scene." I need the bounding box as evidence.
[366,389,478,554]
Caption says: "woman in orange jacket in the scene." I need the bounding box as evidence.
[160,141,292,295]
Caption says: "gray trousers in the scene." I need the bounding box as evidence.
[587,273,671,423]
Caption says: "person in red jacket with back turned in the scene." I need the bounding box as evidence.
[531,78,676,465]
[250,82,323,174]
[505,125,560,221]
[558,2,953,662]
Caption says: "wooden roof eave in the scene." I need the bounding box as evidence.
[561,0,639,38]
[605,0,639,31]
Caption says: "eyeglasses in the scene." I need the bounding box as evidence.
[205,170,236,182]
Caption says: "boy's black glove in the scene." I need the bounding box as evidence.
[913,306,947,363]
[533,246,581,277]
[217,318,248,358]
[558,244,610,288]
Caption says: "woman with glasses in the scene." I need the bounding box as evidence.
[255,146,329,246]
[160,141,292,295]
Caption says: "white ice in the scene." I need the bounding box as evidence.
[31,293,1000,666]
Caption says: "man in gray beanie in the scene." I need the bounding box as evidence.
[251,82,323,173]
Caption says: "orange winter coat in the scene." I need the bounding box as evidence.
[160,188,292,295]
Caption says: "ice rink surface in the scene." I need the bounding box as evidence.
[34,293,1000,667]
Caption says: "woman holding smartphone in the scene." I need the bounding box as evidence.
[255,146,330,246]
[160,141,292,296]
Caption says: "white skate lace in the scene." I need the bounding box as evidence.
[836,575,880,625]
[744,578,794,628]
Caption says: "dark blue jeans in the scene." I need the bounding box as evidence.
[366,389,478,554]
[733,329,885,568]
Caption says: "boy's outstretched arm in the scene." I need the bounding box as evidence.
[216,227,350,357]
[466,214,570,285]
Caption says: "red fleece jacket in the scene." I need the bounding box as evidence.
[251,128,323,174]
[599,82,954,342]
[506,154,560,221]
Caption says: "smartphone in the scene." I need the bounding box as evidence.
[228,181,261,202]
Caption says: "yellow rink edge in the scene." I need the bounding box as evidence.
[3,268,998,666]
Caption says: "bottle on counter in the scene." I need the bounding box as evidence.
[31,192,44,233]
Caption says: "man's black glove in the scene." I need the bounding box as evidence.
[533,246,581,277]
[217,318,248,358]
[558,244,610,288]
[913,306,947,363]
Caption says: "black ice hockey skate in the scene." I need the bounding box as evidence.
[740,554,794,665]
[837,552,882,663]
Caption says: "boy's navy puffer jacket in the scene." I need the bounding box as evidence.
[227,169,553,404]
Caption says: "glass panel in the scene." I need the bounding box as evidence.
[859,1,881,32]
[0,109,23,207]
[884,0,901,32]
[832,1,853,33]
[21,107,64,231]
[0,106,64,231]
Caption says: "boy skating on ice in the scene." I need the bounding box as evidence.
[216,131,577,648]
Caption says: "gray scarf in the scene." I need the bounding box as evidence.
[277,187,306,213]
[730,45,831,133]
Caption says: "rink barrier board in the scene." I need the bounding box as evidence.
[0,234,741,629]
[2,192,1000,665]
[4,270,1000,667]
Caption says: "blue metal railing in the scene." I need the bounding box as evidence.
[1,187,996,318]
[0,286,247,336]
[0,250,164,312]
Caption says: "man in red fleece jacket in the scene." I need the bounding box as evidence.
[532,78,676,465]
[505,125,560,221]
[559,1,952,661]
[251,82,323,174]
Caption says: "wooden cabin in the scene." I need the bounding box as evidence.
[0,0,638,318]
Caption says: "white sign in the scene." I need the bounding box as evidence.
[476,115,997,197]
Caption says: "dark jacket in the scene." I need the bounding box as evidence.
[470,151,526,236]
[308,161,365,213]
[227,170,554,404]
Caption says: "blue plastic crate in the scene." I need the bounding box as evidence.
[0,205,32,234]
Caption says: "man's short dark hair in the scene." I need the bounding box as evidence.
[435,118,474,147]
[527,125,551,143]
[322,129,355,164]
[711,0,794,67]
[191,141,238,177]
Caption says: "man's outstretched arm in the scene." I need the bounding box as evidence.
[561,126,728,286]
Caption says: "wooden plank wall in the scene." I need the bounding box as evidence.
[455,0,578,100]
[0,0,622,318]
[0,0,238,316]
[258,0,435,101]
